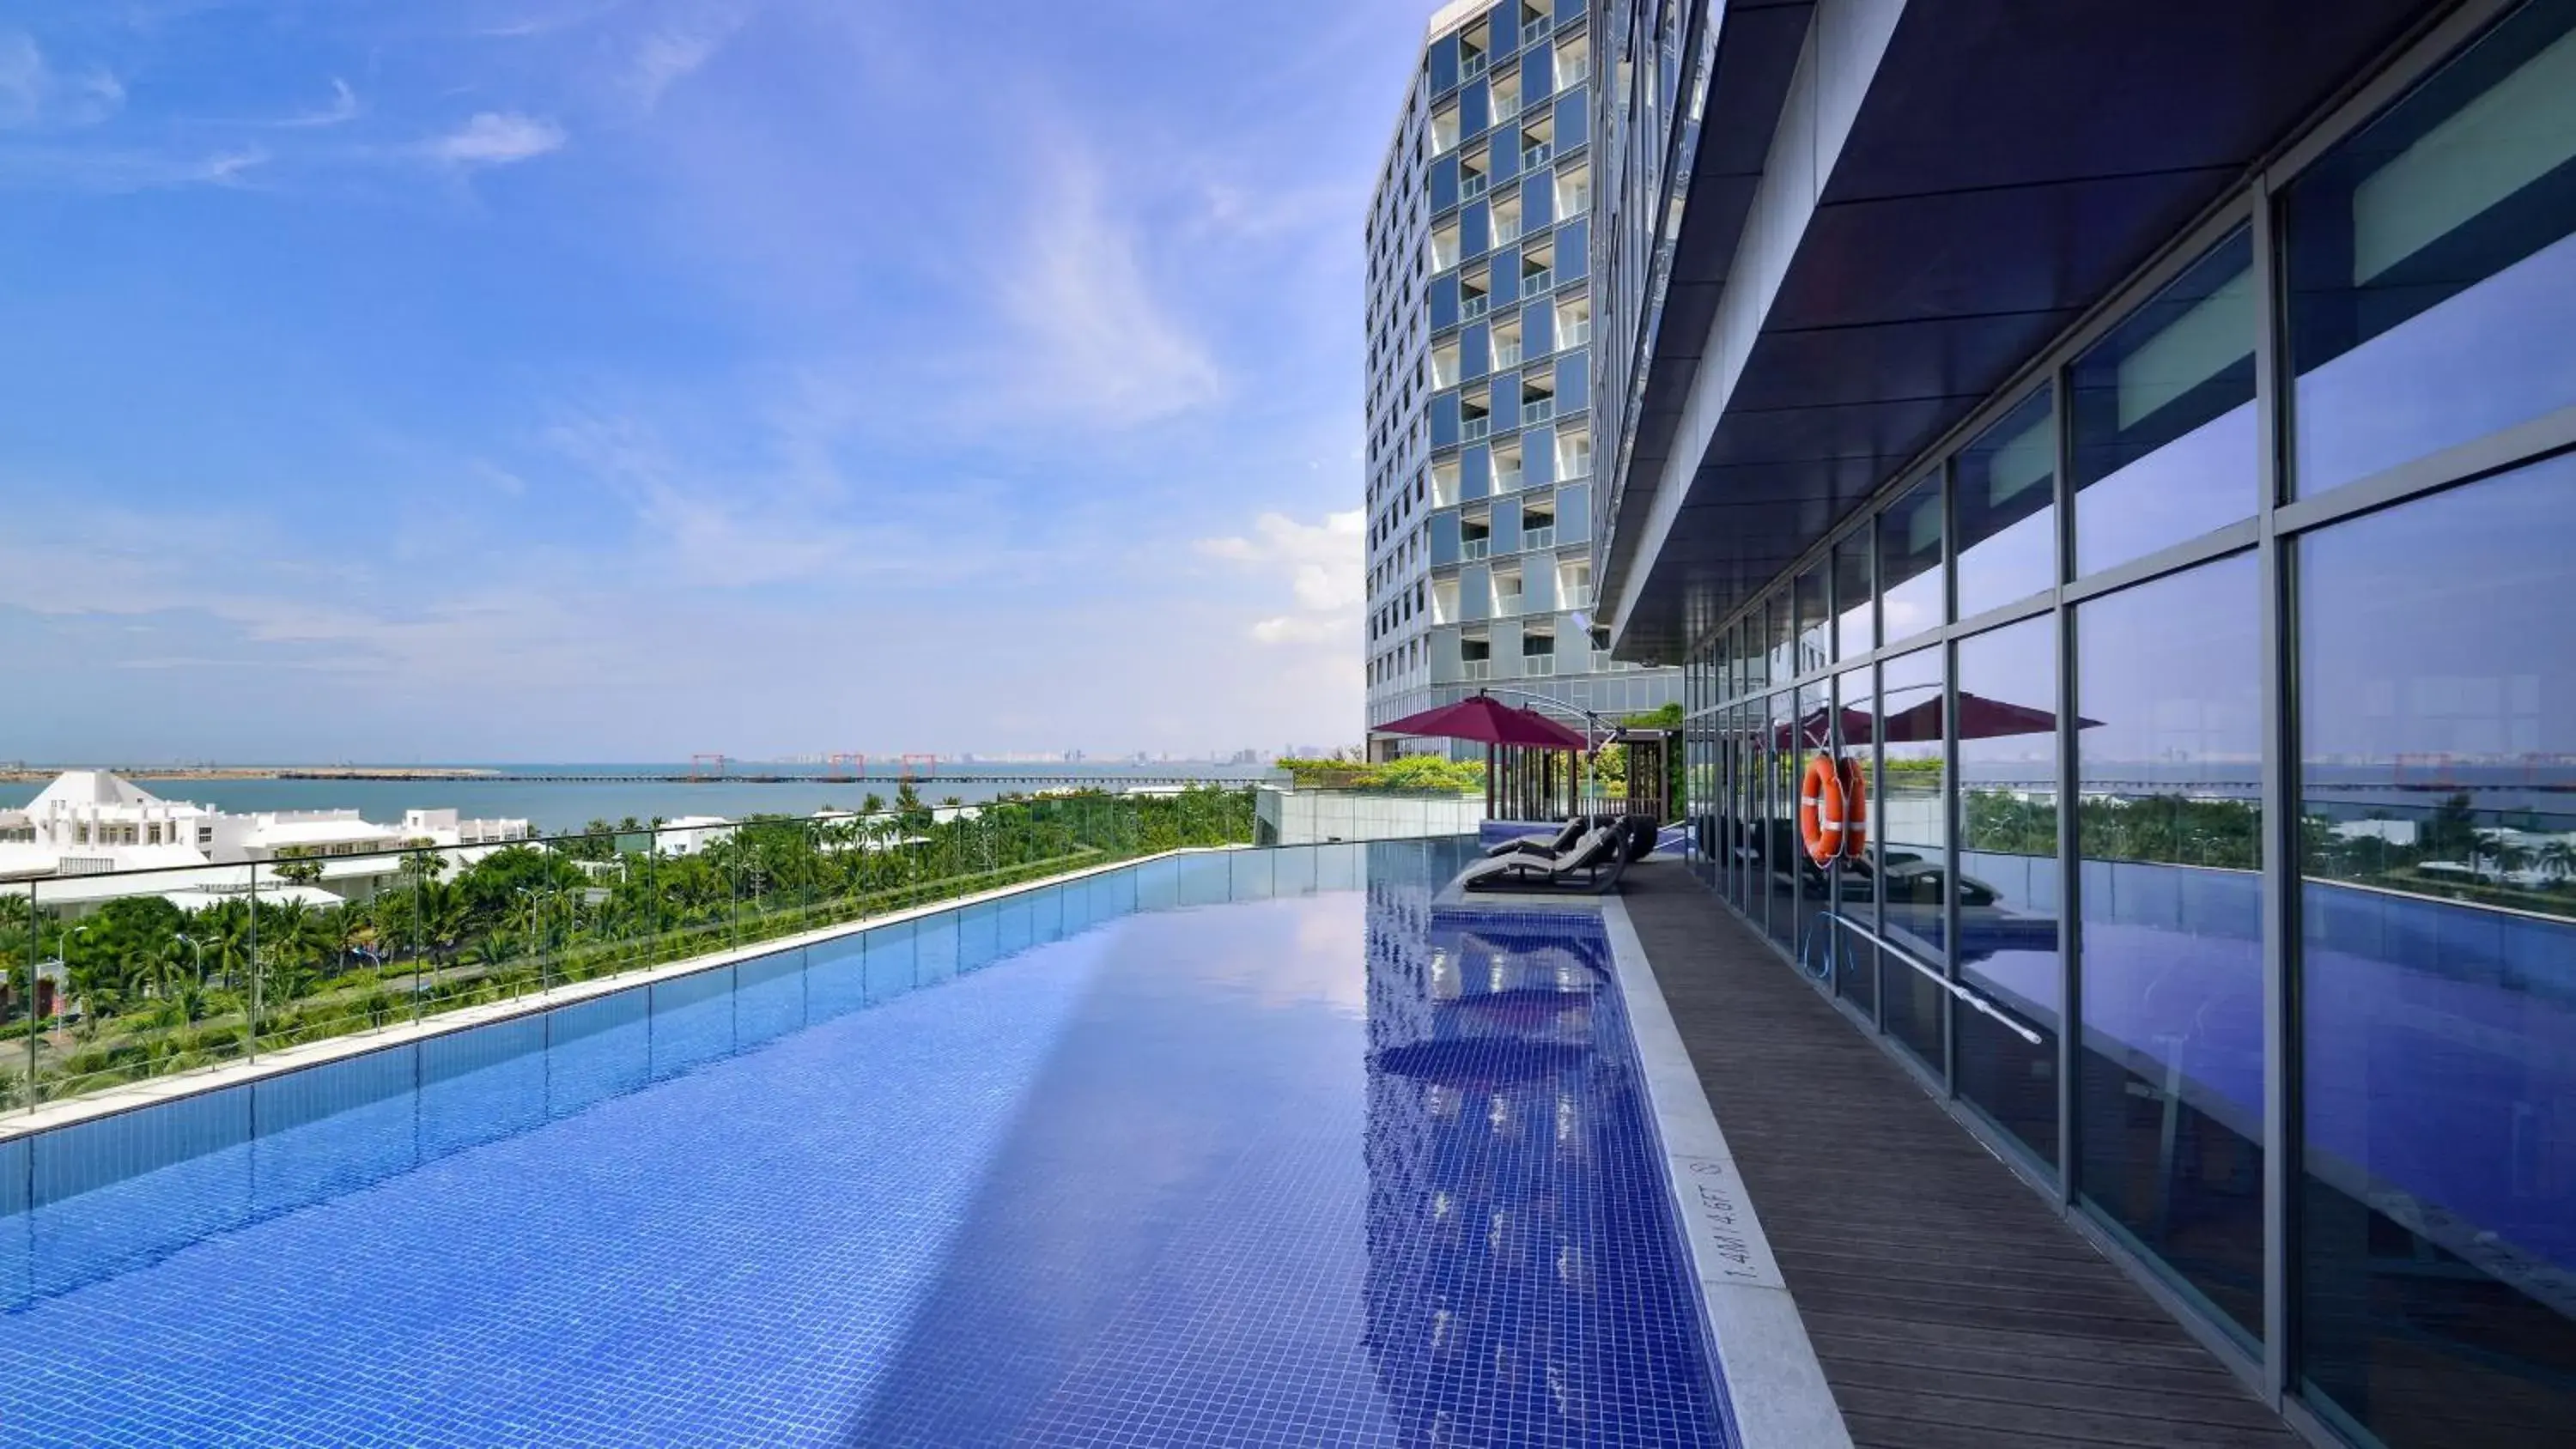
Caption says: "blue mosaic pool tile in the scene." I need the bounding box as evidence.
[1231,847,1278,900]
[805,934,867,1022]
[0,1135,25,1220]
[916,910,960,985]
[1135,855,1181,911]
[251,1050,417,1217]
[30,1087,254,1296]
[736,949,807,1046]
[546,991,653,1119]
[648,967,734,1080]
[1318,840,1364,890]
[1179,852,1231,906]
[958,900,1001,972]
[864,918,918,1002]
[998,892,1034,956]
[0,1140,23,1311]
[1274,842,1321,896]
[0,840,1733,1449]
[421,1017,548,1157]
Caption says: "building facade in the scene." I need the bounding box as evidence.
[1590,3,2576,1446]
[1363,1,1678,760]
[0,771,531,883]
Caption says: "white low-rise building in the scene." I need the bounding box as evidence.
[0,772,533,895]
[653,815,737,856]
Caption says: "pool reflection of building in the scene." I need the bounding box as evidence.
[1586,1,2576,1445]
[1360,880,1722,1446]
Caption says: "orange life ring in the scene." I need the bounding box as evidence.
[1799,753,1845,866]
[1838,755,1869,858]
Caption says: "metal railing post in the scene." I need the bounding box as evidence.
[25,880,39,1113]
[246,863,261,1064]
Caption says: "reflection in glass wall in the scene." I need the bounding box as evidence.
[1766,692,1798,951]
[1835,666,1876,1014]
[2298,455,2576,1449]
[1879,476,1944,646]
[1794,567,1830,679]
[1955,392,2059,620]
[2286,0,2576,500]
[2075,555,2265,1343]
[1742,697,1774,932]
[1877,646,1947,1073]
[2071,228,2257,575]
[1954,615,2062,1169]
[1730,696,1759,915]
[1793,682,1833,979]
[1833,530,1874,661]
[1765,596,1795,685]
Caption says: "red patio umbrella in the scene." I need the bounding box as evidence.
[1771,706,1877,752]
[1879,693,2096,743]
[1378,693,1589,822]
[1377,693,1589,749]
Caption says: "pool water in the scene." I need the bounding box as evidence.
[0,844,1730,1447]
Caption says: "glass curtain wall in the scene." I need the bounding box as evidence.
[1953,615,2063,1168]
[2297,455,2576,1448]
[2076,555,2267,1343]
[1667,8,2576,1443]
[1834,664,1876,1013]
[1793,681,1832,978]
[1878,646,1947,1073]
[1765,691,1798,951]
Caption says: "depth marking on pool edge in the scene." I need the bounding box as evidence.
[1668,1152,1786,1292]
[1601,895,1856,1449]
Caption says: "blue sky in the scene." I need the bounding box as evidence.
[0,0,1422,762]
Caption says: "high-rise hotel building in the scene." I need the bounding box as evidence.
[1361,0,1677,757]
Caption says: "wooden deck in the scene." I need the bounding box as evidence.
[1620,862,2301,1449]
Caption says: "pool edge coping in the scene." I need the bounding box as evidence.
[1601,895,1856,1449]
[1,844,1268,1145]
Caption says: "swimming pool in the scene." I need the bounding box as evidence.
[0,841,1735,1447]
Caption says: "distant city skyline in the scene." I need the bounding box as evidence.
[0,0,1425,761]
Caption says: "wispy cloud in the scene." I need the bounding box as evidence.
[0,33,125,130]
[987,149,1224,429]
[471,0,641,39]
[625,3,751,113]
[424,111,566,166]
[0,143,265,193]
[1198,510,1363,647]
[276,77,360,129]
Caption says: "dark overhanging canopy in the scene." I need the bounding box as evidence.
[1598,0,2433,664]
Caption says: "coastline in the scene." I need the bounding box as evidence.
[0,766,501,784]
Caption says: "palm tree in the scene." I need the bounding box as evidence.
[258,900,331,1006]
[271,848,325,888]
[2538,838,2576,888]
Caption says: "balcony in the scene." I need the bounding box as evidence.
[1461,415,1492,441]
[1461,536,1492,560]
[1461,172,1489,200]
[1522,525,1556,550]
[1522,142,1553,169]
[1492,343,1524,369]
[1462,294,1490,321]
[1460,657,1492,680]
[1521,653,1558,676]
[1522,268,1555,295]
[1522,397,1557,423]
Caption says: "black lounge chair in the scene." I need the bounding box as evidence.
[1454,825,1632,895]
[1484,815,1589,859]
